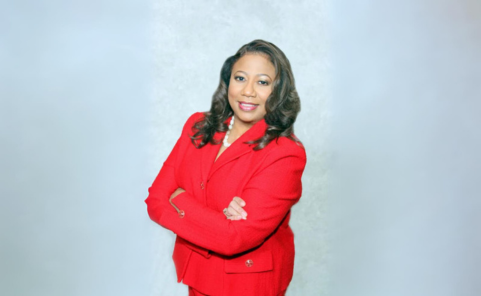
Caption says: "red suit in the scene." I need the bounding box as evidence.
[145,112,307,296]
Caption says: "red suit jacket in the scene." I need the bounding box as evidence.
[145,112,307,296]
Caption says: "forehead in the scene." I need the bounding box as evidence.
[232,53,275,75]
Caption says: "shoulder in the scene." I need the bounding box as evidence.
[249,136,306,179]
[181,112,206,136]
[261,135,307,164]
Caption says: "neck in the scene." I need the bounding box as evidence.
[231,115,257,138]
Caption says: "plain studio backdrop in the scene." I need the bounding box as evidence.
[0,1,479,296]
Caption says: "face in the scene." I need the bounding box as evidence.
[228,53,276,129]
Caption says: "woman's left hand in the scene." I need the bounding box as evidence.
[224,197,247,220]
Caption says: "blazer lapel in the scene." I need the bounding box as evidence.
[207,117,267,179]
[200,140,221,182]
[199,117,228,182]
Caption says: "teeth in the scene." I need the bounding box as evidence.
[239,102,258,111]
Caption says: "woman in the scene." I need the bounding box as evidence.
[145,39,306,296]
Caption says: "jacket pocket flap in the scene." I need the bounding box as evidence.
[224,249,273,274]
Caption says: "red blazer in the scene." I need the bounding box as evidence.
[145,112,306,296]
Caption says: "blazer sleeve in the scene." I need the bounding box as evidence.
[157,143,307,257]
[145,113,195,221]
[145,112,211,258]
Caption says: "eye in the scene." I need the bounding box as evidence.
[258,80,269,86]
[234,76,245,81]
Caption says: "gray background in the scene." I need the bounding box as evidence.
[331,1,480,296]
[1,0,479,296]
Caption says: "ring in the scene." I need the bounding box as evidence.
[223,208,229,218]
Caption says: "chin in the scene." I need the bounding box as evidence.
[236,113,263,124]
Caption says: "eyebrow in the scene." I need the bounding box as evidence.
[234,70,272,80]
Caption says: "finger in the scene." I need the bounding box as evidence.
[226,206,245,221]
[229,200,247,216]
[227,215,242,221]
[226,207,242,220]
[229,200,245,214]
[226,206,242,218]
[233,197,246,207]
[229,201,247,219]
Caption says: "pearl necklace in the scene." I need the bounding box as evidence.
[223,116,235,147]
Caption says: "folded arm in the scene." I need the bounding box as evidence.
[145,113,306,257]
[157,149,306,256]
[145,113,211,257]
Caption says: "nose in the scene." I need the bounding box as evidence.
[241,80,256,97]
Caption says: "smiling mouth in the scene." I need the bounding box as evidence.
[238,102,259,111]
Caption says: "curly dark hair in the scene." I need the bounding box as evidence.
[191,39,301,150]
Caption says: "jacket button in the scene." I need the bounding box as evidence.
[200,182,204,189]
[178,210,185,218]
[245,259,253,267]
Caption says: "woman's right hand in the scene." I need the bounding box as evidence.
[224,197,247,220]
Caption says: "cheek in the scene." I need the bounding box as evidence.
[227,86,238,108]
[227,84,238,100]
[259,89,272,104]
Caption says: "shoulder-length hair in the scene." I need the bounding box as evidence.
[191,39,301,150]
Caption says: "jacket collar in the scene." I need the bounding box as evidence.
[201,116,267,181]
